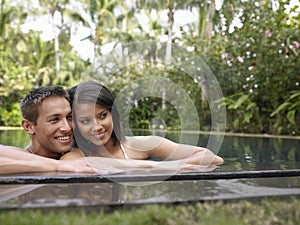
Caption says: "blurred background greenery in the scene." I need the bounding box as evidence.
[0,0,299,135]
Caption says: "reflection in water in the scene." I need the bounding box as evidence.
[138,131,300,170]
[0,183,118,209]
[220,135,300,170]
[1,177,300,209]
[0,130,30,148]
[0,184,43,203]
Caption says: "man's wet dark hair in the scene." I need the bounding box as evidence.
[20,86,70,125]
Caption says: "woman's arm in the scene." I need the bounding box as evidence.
[124,136,224,165]
[62,149,156,168]
[61,148,214,172]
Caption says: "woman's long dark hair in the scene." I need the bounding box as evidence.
[68,81,125,155]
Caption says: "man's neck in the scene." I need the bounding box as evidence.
[25,144,61,160]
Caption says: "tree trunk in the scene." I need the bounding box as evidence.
[205,0,215,50]
[50,6,60,75]
[162,3,174,110]
[201,0,215,108]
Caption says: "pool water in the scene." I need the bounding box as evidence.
[1,129,299,171]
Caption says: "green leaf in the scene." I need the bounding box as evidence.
[233,94,249,109]
[246,102,256,110]
[290,101,300,110]
[270,102,291,117]
[287,110,296,124]
[243,112,253,123]
[233,118,239,129]
[289,92,300,100]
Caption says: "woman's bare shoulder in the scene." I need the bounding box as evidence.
[124,135,166,151]
[60,148,83,160]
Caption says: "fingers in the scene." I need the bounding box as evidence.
[187,150,224,167]
[213,155,224,165]
[179,163,218,172]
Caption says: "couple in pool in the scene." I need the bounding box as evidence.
[1,80,223,174]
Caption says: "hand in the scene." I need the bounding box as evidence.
[186,148,224,166]
[179,163,218,172]
[56,159,98,174]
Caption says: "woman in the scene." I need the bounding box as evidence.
[63,81,223,168]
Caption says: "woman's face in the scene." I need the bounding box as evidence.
[74,102,114,148]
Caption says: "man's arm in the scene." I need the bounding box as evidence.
[0,145,95,174]
[0,145,160,174]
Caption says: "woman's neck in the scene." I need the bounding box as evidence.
[94,141,125,159]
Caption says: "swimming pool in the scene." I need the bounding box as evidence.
[0,129,299,209]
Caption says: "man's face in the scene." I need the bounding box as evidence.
[31,96,73,158]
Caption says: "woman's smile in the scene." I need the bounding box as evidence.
[93,131,107,140]
[75,102,114,147]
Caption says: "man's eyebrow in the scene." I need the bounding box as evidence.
[45,114,61,119]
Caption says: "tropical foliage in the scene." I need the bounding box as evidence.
[0,0,299,135]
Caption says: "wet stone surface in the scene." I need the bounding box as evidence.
[1,166,300,209]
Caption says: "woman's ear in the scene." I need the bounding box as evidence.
[22,119,35,135]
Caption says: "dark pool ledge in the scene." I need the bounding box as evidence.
[1,169,300,185]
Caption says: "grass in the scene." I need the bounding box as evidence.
[1,198,300,225]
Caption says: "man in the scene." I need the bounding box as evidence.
[20,86,73,159]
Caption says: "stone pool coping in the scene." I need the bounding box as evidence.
[1,169,300,210]
[1,169,300,184]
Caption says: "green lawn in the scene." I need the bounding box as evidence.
[1,198,300,225]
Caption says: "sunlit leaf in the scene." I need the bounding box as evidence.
[287,110,296,124]
[233,94,249,109]
[270,102,291,117]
